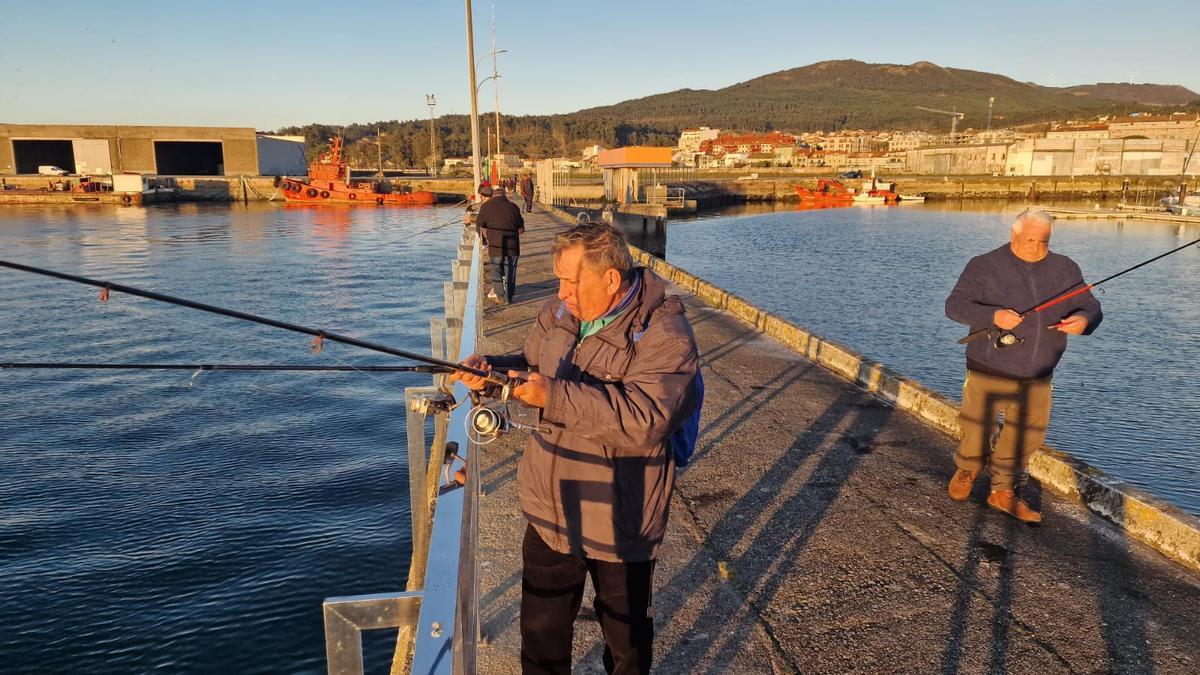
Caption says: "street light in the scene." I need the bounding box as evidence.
[475,49,506,71]
[475,74,500,94]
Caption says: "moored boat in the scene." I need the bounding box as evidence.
[794,178,855,205]
[282,138,436,205]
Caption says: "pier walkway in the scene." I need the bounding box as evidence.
[473,209,1200,674]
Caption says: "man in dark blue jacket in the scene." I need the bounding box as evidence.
[476,186,525,304]
[945,209,1102,522]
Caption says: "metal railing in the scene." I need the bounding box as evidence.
[323,229,482,675]
[664,187,687,208]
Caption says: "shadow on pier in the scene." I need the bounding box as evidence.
[474,207,1200,674]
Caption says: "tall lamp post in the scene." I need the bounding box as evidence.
[475,74,500,184]
[491,1,502,156]
[465,0,482,199]
[426,94,439,177]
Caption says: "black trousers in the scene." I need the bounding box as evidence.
[520,524,655,675]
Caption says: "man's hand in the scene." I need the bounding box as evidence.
[1052,314,1089,335]
[993,309,1023,331]
[509,370,549,409]
[448,354,492,391]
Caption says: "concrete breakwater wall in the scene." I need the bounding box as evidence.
[1,174,1183,206]
[681,175,1185,206]
[0,175,475,203]
[607,230,1200,572]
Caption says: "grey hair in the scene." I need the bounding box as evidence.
[1012,208,1054,235]
[552,222,635,278]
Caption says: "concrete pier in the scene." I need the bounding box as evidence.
[474,209,1200,674]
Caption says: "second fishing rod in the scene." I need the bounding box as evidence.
[0,258,515,392]
[960,236,1200,348]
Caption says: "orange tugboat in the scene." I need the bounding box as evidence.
[281,138,436,205]
[793,178,855,205]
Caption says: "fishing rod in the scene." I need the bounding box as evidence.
[960,236,1200,346]
[0,259,536,443]
[0,363,453,373]
[0,259,511,390]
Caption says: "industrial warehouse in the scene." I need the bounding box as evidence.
[0,124,306,178]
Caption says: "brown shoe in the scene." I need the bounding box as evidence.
[947,468,977,501]
[987,489,1042,523]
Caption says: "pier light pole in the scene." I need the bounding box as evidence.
[475,49,507,160]
[426,94,439,177]
[466,0,482,199]
[375,126,384,177]
[491,1,502,156]
[475,75,500,183]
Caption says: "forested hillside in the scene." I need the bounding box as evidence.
[274,60,1199,167]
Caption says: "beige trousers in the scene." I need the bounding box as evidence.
[954,369,1053,491]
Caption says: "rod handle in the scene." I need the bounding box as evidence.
[958,329,989,345]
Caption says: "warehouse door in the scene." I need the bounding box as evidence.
[72,139,112,175]
[154,141,224,175]
[13,140,75,174]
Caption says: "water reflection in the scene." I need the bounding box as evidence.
[0,202,464,673]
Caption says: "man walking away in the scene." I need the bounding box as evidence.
[944,208,1102,523]
[451,222,700,674]
[519,173,535,213]
[476,185,524,304]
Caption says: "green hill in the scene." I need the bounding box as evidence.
[275,60,1199,167]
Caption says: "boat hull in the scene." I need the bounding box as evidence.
[281,179,436,205]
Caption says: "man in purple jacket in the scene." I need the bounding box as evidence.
[945,209,1102,523]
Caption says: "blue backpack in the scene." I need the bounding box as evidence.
[669,370,704,468]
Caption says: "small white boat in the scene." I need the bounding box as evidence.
[898,194,926,203]
[1161,192,1200,216]
[852,193,888,204]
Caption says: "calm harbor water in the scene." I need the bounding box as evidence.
[664,202,1200,516]
[0,203,463,673]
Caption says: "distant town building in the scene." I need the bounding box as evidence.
[904,142,1011,175]
[886,131,937,152]
[1005,137,1197,176]
[1107,113,1200,142]
[677,127,721,154]
[845,151,904,171]
[699,132,798,159]
[1046,123,1111,140]
[820,131,883,154]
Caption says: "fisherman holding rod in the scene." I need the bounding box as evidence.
[945,208,1102,523]
[451,222,700,675]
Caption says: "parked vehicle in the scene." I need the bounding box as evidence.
[838,170,863,179]
[38,165,69,176]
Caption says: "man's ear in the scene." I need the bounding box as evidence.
[606,268,622,293]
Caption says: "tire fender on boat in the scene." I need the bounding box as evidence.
[121,194,132,205]
[349,193,357,200]
[306,188,319,198]
[319,191,330,199]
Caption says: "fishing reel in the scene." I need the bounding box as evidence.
[992,331,1025,350]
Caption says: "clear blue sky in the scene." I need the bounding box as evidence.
[1,0,1196,130]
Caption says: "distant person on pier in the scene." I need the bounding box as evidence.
[944,208,1103,523]
[451,222,700,675]
[519,173,535,213]
[475,185,524,304]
